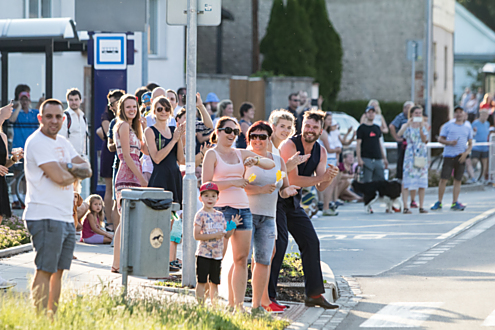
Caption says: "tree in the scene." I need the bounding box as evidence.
[260,0,317,78]
[457,0,495,33]
[306,0,343,107]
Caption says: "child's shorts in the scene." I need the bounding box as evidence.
[83,234,105,244]
[196,256,221,285]
[170,217,182,243]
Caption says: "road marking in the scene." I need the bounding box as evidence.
[354,234,387,240]
[360,302,444,328]
[436,208,495,239]
[417,257,435,261]
[482,309,495,326]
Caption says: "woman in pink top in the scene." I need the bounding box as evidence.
[202,116,275,310]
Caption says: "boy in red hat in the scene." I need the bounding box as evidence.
[194,182,241,304]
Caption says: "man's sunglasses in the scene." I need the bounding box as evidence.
[218,127,240,136]
[249,133,268,141]
[156,106,171,113]
[108,100,117,107]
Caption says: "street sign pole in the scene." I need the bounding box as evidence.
[182,0,198,287]
[411,41,417,102]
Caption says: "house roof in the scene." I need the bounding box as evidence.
[455,2,495,60]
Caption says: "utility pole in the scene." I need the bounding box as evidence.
[182,0,198,287]
[142,0,149,86]
[411,41,417,103]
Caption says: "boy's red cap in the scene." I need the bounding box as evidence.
[200,182,219,194]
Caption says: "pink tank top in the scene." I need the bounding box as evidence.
[212,149,249,209]
[82,214,98,239]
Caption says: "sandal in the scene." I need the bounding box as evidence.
[403,208,412,214]
[419,208,428,214]
[111,266,120,273]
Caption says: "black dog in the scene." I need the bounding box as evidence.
[351,180,403,213]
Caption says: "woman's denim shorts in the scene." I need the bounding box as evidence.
[249,214,276,265]
[214,206,253,231]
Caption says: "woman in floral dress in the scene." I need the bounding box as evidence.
[398,105,429,214]
[111,94,148,273]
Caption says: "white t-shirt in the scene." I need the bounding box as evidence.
[23,130,78,222]
[60,108,88,157]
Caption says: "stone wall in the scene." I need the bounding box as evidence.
[197,0,431,103]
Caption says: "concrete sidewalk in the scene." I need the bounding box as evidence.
[0,237,340,327]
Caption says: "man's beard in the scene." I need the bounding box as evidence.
[303,131,320,143]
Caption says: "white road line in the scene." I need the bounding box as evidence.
[482,309,495,326]
[437,208,495,239]
[417,257,435,261]
[360,302,444,328]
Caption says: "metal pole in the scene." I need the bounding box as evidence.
[45,41,53,99]
[425,0,433,165]
[411,41,416,103]
[182,0,198,288]
[142,0,149,86]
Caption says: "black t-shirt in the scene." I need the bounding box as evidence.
[357,124,382,159]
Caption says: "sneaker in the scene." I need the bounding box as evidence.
[467,178,477,184]
[410,200,418,208]
[270,298,289,309]
[169,262,180,272]
[335,200,344,207]
[322,209,339,216]
[431,201,442,210]
[451,202,466,211]
[251,306,268,316]
[0,277,16,289]
[263,302,285,314]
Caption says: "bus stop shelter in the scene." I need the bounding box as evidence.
[0,18,87,106]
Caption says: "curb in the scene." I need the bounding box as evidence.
[321,261,339,303]
[0,243,32,258]
[425,183,485,195]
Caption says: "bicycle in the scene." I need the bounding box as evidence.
[5,170,26,207]
[429,153,483,183]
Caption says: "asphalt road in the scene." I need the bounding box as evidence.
[286,188,495,276]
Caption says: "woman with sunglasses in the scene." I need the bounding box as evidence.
[111,94,148,273]
[244,121,299,313]
[202,117,275,310]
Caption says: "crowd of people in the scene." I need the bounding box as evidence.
[0,82,494,313]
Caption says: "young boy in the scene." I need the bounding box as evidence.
[194,182,241,304]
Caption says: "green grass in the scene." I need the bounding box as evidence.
[0,288,288,330]
[0,216,30,249]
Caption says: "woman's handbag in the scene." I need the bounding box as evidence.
[413,156,427,168]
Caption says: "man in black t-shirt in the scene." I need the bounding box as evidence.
[356,106,388,182]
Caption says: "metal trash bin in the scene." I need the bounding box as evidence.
[120,187,180,287]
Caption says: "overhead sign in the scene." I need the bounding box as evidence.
[75,0,146,32]
[167,0,221,26]
[94,33,127,70]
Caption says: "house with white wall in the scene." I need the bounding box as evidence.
[454,2,495,100]
[0,0,185,103]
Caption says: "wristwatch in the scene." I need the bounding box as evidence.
[67,163,73,172]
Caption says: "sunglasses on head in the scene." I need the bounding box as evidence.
[218,127,240,136]
[249,133,268,141]
[156,106,171,113]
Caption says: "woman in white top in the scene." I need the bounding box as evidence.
[360,99,389,156]
[212,99,237,127]
[244,121,298,312]
[319,112,342,216]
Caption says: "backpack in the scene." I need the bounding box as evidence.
[64,110,89,155]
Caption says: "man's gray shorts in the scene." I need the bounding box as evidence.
[25,220,76,274]
[362,157,385,182]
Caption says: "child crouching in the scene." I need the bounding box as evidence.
[81,195,114,244]
[194,182,241,304]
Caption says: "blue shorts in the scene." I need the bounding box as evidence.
[214,206,253,231]
[249,214,276,265]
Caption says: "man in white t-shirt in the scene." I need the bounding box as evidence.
[23,99,92,314]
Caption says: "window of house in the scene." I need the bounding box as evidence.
[148,0,158,55]
[28,0,51,18]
